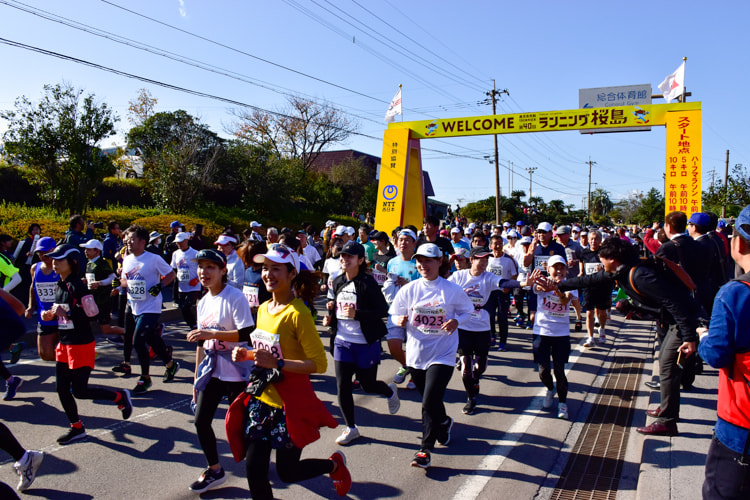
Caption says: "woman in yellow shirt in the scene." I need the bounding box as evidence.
[232,244,350,499]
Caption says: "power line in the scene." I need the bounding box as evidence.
[97,0,387,105]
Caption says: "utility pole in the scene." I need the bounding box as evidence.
[486,80,509,224]
[526,166,537,200]
[586,157,597,222]
[723,149,729,218]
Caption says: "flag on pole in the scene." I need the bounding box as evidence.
[384,87,402,123]
[658,61,685,103]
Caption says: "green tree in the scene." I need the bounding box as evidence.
[702,164,750,217]
[1,83,118,214]
[127,88,157,126]
[328,157,375,215]
[634,188,664,225]
[127,110,224,212]
[462,196,496,222]
[589,188,613,219]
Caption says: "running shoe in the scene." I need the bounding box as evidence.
[133,377,152,394]
[543,389,555,409]
[393,366,408,384]
[437,417,453,446]
[9,342,25,364]
[406,379,417,390]
[455,357,462,371]
[411,449,431,468]
[558,402,569,420]
[574,320,582,332]
[462,399,477,415]
[112,362,132,376]
[497,342,507,352]
[163,360,180,382]
[352,379,361,391]
[525,321,533,330]
[189,467,226,493]
[117,389,133,420]
[106,336,124,345]
[329,451,351,496]
[583,337,595,348]
[14,450,43,491]
[598,327,606,343]
[3,376,23,401]
[57,425,86,445]
[335,426,361,445]
[387,383,400,414]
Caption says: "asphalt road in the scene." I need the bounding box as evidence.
[0,314,629,500]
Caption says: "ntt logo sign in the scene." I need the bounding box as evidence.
[382,185,398,200]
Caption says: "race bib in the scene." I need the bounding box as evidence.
[487,264,503,276]
[336,290,357,320]
[534,255,550,271]
[35,281,57,302]
[584,262,602,275]
[54,303,74,330]
[542,294,567,318]
[470,296,484,320]
[243,284,260,307]
[128,278,147,301]
[250,329,283,359]
[85,273,96,289]
[411,305,447,335]
[177,266,191,282]
[204,338,232,352]
[372,268,387,285]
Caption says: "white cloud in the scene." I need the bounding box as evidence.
[178,0,186,17]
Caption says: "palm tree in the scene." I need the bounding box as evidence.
[590,188,613,218]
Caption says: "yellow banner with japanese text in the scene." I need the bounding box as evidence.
[665,110,702,217]
[375,128,411,232]
[388,102,702,139]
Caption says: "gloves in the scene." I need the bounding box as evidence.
[148,283,162,297]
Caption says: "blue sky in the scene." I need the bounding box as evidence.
[1,0,747,210]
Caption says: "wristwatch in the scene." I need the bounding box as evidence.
[276,359,285,371]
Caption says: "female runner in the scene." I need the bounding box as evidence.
[41,244,132,445]
[187,249,255,493]
[231,244,351,498]
[389,243,474,469]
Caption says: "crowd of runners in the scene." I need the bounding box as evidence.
[0,207,747,499]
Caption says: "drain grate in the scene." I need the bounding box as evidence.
[550,355,644,500]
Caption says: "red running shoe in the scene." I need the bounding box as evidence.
[329,451,351,496]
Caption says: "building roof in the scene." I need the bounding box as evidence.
[308,149,380,175]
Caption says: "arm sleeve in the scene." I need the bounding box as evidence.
[698,288,735,369]
[3,273,21,292]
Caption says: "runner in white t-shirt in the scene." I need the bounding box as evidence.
[531,255,578,420]
[187,249,255,493]
[389,243,474,469]
[448,246,525,415]
[121,225,178,394]
[170,232,201,330]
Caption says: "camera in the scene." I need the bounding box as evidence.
[89,221,105,229]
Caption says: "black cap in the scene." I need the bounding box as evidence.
[370,231,389,241]
[46,243,81,260]
[340,241,365,258]
[469,246,492,258]
[191,249,227,267]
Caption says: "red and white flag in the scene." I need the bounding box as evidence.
[658,61,685,103]
[384,87,402,123]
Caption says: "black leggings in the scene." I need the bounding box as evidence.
[123,306,135,363]
[56,363,118,423]
[460,355,488,399]
[409,363,453,451]
[194,378,246,467]
[335,360,393,427]
[245,440,333,500]
[0,422,24,461]
[0,359,10,381]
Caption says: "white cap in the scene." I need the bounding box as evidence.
[469,223,476,229]
[79,239,103,251]
[415,243,441,258]
[464,228,471,235]
[250,221,262,228]
[548,255,566,268]
[174,232,191,243]
[346,226,355,236]
[503,222,511,227]
[450,227,461,234]
[537,222,553,232]
[520,236,533,244]
[506,230,519,238]
[214,234,238,246]
[253,243,299,273]
[334,225,346,236]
